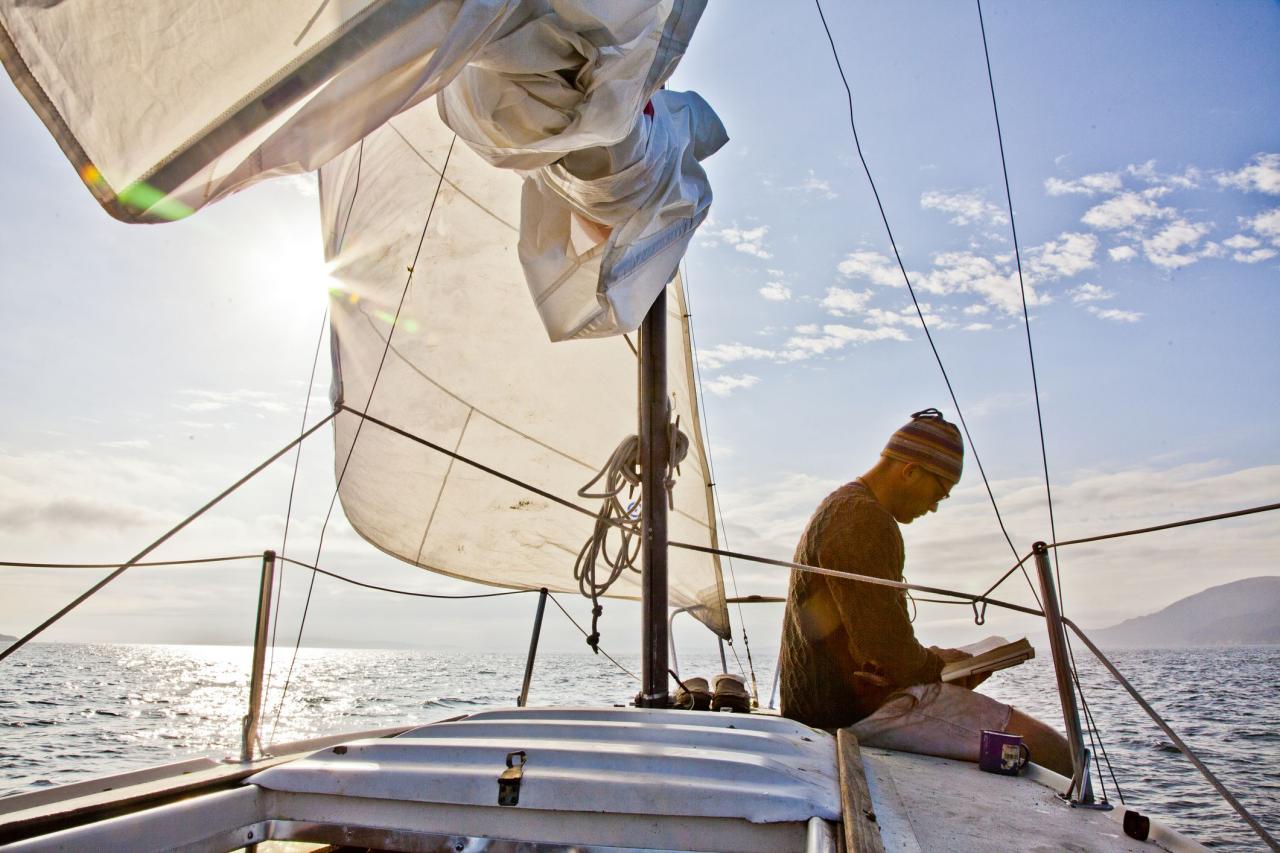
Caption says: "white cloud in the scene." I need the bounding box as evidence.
[962,304,989,316]
[175,389,291,414]
[703,223,773,258]
[702,374,760,397]
[820,287,873,316]
[281,173,319,198]
[1044,172,1122,196]
[100,439,153,450]
[1126,160,1201,191]
[1223,234,1260,250]
[1081,192,1174,231]
[1233,247,1277,264]
[759,281,793,301]
[1215,153,1280,195]
[837,251,905,287]
[788,170,838,200]
[782,324,909,359]
[1108,245,1138,262]
[964,323,992,332]
[1026,232,1098,280]
[1088,306,1143,323]
[696,343,775,370]
[920,190,1007,227]
[1243,207,1280,245]
[863,305,949,330]
[917,252,1042,316]
[1070,283,1113,303]
[1142,219,1212,269]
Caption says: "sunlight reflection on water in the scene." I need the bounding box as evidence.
[1,643,1275,851]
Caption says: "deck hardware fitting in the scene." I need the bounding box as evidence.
[497,750,527,806]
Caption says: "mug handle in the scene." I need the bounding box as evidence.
[1018,743,1032,769]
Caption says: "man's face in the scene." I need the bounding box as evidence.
[895,464,953,524]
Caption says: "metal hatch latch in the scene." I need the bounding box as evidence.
[498,750,527,806]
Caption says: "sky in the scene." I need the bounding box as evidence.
[0,1,1277,673]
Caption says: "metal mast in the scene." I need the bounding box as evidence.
[637,287,670,707]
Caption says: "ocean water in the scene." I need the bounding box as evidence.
[2,643,1276,850]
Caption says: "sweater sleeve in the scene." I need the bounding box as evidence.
[815,505,944,688]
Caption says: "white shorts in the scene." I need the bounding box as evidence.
[848,682,1013,762]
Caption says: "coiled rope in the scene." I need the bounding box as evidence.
[574,426,689,651]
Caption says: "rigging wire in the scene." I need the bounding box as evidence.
[975,0,1120,801]
[1064,617,1278,850]
[0,413,336,664]
[677,259,759,697]
[270,136,459,743]
[547,593,639,681]
[811,0,1041,611]
[264,304,331,720]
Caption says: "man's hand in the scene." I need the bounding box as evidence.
[930,645,971,664]
[929,646,992,689]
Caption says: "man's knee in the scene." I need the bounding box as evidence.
[1005,708,1073,777]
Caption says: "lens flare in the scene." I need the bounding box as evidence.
[117,181,194,222]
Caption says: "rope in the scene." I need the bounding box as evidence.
[573,431,690,652]
[0,413,337,664]
[271,136,459,742]
[1064,618,1278,849]
[574,435,643,652]
[546,593,638,681]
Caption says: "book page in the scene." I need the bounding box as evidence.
[955,635,1010,657]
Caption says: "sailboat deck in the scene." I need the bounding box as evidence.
[860,746,1201,852]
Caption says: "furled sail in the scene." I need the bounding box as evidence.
[2,0,731,635]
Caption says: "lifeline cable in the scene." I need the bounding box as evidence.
[277,556,538,600]
[812,0,1039,608]
[0,412,336,664]
[0,555,260,569]
[270,135,459,743]
[1050,501,1280,548]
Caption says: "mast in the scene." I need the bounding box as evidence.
[637,286,670,707]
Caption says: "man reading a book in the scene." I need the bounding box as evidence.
[778,409,1072,775]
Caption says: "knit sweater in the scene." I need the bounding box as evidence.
[778,480,944,730]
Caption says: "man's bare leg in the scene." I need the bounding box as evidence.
[1005,708,1073,777]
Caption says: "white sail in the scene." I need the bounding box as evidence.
[1,0,730,636]
[320,99,727,636]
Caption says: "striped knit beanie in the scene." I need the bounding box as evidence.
[881,408,964,485]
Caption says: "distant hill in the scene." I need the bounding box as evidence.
[1091,576,1280,648]
[0,634,15,643]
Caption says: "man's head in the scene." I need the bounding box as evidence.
[868,408,963,524]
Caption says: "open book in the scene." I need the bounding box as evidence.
[940,636,1035,683]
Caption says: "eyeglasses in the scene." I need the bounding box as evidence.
[923,469,952,502]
